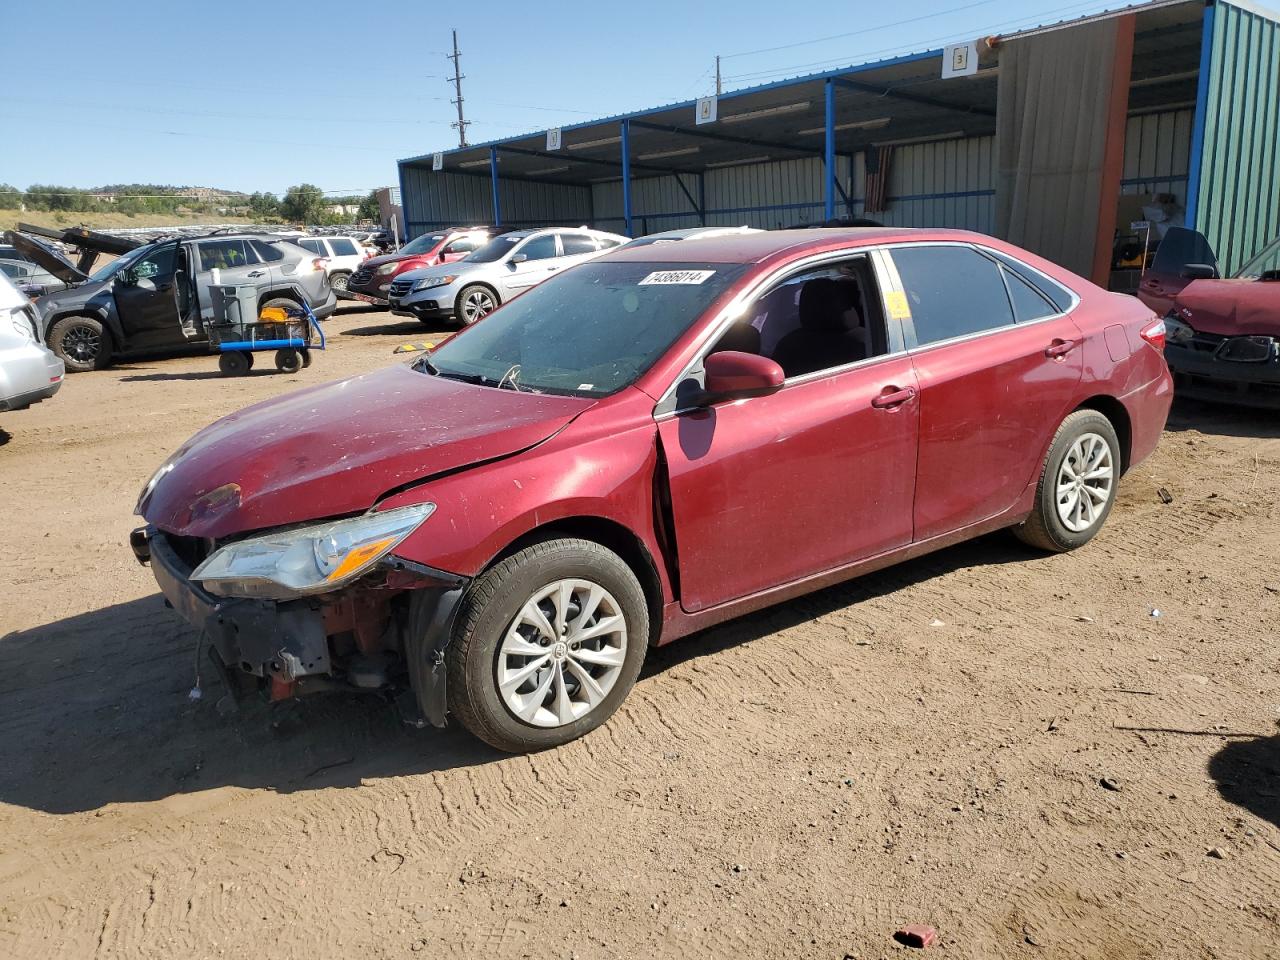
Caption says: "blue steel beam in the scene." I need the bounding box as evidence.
[621,119,633,237]
[489,147,502,227]
[824,79,836,221]
[1184,2,1216,228]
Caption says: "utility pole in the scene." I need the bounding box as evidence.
[448,29,469,148]
[715,55,722,95]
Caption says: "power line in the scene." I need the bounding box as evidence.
[720,0,1002,60]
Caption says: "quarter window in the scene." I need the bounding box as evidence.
[890,245,1014,347]
[517,235,559,261]
[1001,266,1057,322]
[297,238,324,255]
[251,240,284,262]
[329,238,359,256]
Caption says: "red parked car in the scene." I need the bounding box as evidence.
[131,229,1172,752]
[1136,226,1280,408]
[345,226,491,303]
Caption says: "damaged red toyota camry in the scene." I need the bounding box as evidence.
[131,229,1172,752]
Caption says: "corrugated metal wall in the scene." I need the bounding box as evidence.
[1121,108,1194,198]
[400,166,591,237]
[853,136,996,233]
[591,157,853,233]
[1194,0,1280,274]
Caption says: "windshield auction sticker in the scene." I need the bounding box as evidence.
[638,270,716,285]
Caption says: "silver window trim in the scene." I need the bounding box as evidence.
[653,240,1082,419]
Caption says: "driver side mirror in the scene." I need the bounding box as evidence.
[1180,263,1218,280]
[510,253,528,265]
[118,267,138,287]
[699,351,784,404]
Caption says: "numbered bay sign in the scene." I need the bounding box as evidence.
[547,127,562,151]
[942,41,979,79]
[432,152,444,171]
[696,96,718,125]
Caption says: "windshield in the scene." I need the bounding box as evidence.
[400,233,446,256]
[89,243,154,282]
[466,234,524,263]
[421,261,746,397]
[1235,234,1280,278]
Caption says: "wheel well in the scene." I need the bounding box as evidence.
[258,290,300,309]
[1075,395,1132,473]
[45,311,110,344]
[489,517,663,647]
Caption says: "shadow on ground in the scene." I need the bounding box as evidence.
[1208,727,1280,831]
[1165,396,1280,440]
[341,320,453,338]
[0,531,1034,814]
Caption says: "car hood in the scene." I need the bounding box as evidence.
[397,261,484,283]
[143,363,594,539]
[1173,279,1280,337]
[0,232,89,284]
[362,251,426,270]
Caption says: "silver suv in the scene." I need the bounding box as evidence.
[387,227,628,325]
[6,231,337,372]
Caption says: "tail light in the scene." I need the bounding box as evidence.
[1139,317,1167,351]
[311,257,329,273]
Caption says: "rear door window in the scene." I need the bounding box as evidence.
[890,245,1015,347]
[197,239,255,271]
[559,233,599,255]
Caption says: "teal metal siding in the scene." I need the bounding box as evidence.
[1194,0,1280,274]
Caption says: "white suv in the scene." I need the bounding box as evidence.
[388,227,628,325]
[296,236,369,294]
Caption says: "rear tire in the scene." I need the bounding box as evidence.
[1014,409,1121,552]
[48,316,112,373]
[445,538,648,752]
[261,296,299,317]
[274,349,303,374]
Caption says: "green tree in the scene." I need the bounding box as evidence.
[280,183,326,225]
[357,190,381,222]
[248,191,280,218]
[0,183,21,207]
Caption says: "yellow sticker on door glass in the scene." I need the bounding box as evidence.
[884,290,912,320]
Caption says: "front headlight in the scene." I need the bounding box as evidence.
[190,503,435,600]
[376,262,401,276]
[413,275,457,291]
[1165,315,1195,345]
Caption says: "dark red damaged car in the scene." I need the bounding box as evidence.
[131,229,1173,752]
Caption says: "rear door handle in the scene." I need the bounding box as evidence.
[246,270,266,278]
[1045,338,1077,359]
[871,385,916,409]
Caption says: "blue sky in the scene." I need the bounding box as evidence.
[3,0,1132,196]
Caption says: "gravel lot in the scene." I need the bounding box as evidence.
[1,304,1277,959]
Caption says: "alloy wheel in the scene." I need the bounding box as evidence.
[463,290,496,323]
[63,323,100,363]
[496,578,628,728]
[1055,432,1114,533]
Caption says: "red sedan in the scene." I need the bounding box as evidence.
[131,229,1173,752]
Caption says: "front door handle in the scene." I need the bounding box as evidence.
[1045,338,1077,359]
[871,385,916,409]
[155,282,173,292]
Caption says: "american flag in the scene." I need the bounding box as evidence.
[863,145,894,214]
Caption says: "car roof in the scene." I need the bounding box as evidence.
[601,227,989,264]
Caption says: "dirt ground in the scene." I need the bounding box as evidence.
[1,305,1277,960]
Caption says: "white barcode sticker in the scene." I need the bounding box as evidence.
[638,270,716,285]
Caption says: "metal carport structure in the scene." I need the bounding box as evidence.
[399,0,1278,280]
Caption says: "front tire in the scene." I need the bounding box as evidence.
[1015,409,1120,552]
[330,272,350,294]
[445,538,648,752]
[454,284,498,325]
[48,316,112,372]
